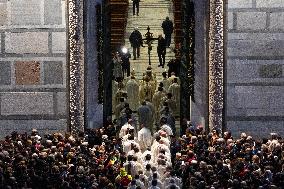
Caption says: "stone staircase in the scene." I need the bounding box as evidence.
[124,0,176,81]
[121,0,180,135]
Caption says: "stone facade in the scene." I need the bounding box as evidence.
[191,0,208,128]
[0,0,67,137]
[226,0,284,137]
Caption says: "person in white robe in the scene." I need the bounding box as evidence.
[156,158,168,181]
[145,67,157,91]
[139,171,149,188]
[128,147,144,165]
[158,131,171,148]
[137,124,152,152]
[168,78,180,116]
[160,123,173,137]
[123,155,135,177]
[167,72,180,85]
[164,173,182,189]
[123,134,140,154]
[131,156,144,177]
[151,138,170,164]
[144,164,153,178]
[161,72,170,92]
[143,154,153,169]
[152,87,166,125]
[148,172,163,189]
[142,147,152,161]
[126,76,140,111]
[139,76,154,102]
[128,175,146,189]
[119,119,135,138]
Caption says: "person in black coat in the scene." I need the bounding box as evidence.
[121,48,131,77]
[157,34,167,68]
[132,0,140,16]
[129,27,143,60]
[162,17,174,47]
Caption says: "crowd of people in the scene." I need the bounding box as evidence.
[1,121,284,188]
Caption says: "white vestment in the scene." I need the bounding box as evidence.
[161,78,170,92]
[151,143,170,164]
[152,91,166,123]
[126,79,140,111]
[160,124,173,136]
[138,127,152,152]
[132,161,144,177]
[167,75,180,85]
[148,178,163,189]
[164,176,182,189]
[168,83,180,115]
[119,123,134,138]
[123,140,140,154]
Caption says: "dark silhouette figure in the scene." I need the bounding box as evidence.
[121,50,131,77]
[157,35,166,68]
[162,17,174,47]
[129,27,143,60]
[132,0,140,16]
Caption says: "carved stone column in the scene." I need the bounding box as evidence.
[208,0,225,132]
[180,0,195,126]
[68,0,85,135]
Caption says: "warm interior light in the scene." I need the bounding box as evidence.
[122,47,128,54]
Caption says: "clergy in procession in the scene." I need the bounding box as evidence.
[139,76,154,102]
[122,133,140,154]
[115,97,126,120]
[168,78,180,116]
[152,87,166,125]
[159,117,174,136]
[126,75,140,111]
[161,72,170,92]
[119,103,134,127]
[160,93,177,117]
[119,119,135,139]
[137,101,153,130]
[137,124,152,152]
[145,98,155,132]
[160,106,176,135]
[114,82,127,108]
[167,72,180,85]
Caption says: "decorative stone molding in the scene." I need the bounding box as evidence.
[208,0,225,131]
[68,0,85,135]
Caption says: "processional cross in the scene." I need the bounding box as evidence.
[142,26,158,65]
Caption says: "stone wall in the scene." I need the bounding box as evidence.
[226,0,284,137]
[191,0,208,128]
[0,0,67,137]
